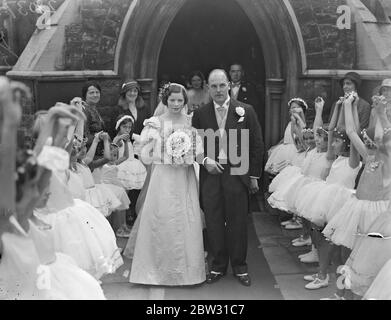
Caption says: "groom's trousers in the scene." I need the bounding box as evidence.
[201,165,249,275]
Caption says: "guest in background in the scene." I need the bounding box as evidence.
[328,72,371,131]
[229,63,261,118]
[229,63,265,209]
[82,81,106,146]
[110,80,151,145]
[187,71,211,114]
[110,80,150,226]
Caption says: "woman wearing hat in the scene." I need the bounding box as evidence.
[110,80,151,225]
[328,72,371,131]
[110,80,151,142]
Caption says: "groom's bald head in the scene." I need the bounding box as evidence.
[207,69,230,105]
[208,69,229,84]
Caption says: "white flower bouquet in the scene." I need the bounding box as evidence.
[164,128,203,165]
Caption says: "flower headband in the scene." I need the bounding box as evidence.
[361,129,377,150]
[302,128,314,134]
[288,98,308,110]
[333,128,349,143]
[115,115,134,130]
[316,127,328,136]
[158,82,187,100]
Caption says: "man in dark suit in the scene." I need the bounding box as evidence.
[229,63,266,210]
[192,69,264,287]
[229,63,261,117]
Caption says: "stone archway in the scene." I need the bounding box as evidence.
[118,0,303,148]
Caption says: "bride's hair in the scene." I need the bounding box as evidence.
[161,84,188,106]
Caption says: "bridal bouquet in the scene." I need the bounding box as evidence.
[164,128,202,165]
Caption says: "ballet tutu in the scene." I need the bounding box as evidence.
[44,252,106,300]
[117,159,147,190]
[344,210,391,297]
[265,143,298,174]
[101,183,130,211]
[268,170,303,212]
[323,197,389,249]
[364,259,391,300]
[269,166,301,193]
[85,184,122,217]
[284,175,319,214]
[296,181,355,226]
[37,199,123,278]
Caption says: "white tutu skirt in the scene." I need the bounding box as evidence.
[269,166,301,193]
[45,253,106,300]
[323,197,389,249]
[265,143,298,174]
[345,211,391,297]
[365,259,391,300]
[268,170,303,212]
[117,159,147,190]
[85,184,122,217]
[39,199,123,278]
[100,183,130,212]
[284,175,318,215]
[296,182,355,226]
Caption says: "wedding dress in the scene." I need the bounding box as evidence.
[127,116,206,286]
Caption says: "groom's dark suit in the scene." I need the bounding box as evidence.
[192,99,264,275]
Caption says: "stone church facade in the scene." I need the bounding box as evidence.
[2,0,391,147]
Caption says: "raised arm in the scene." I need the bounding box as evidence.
[84,132,101,165]
[348,99,361,169]
[313,97,324,132]
[344,95,368,160]
[291,113,306,151]
[373,97,391,150]
[88,132,111,170]
[0,77,21,212]
[116,136,130,165]
[326,101,341,160]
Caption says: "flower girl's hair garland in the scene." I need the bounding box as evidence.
[288,98,308,110]
[115,115,134,130]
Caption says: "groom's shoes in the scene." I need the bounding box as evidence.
[206,272,225,284]
[235,274,251,287]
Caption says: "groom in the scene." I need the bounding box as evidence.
[192,69,264,286]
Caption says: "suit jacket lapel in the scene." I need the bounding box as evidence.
[225,100,238,131]
[207,102,219,131]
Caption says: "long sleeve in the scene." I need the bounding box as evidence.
[357,98,371,130]
[247,105,264,178]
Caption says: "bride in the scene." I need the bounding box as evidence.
[127,83,206,286]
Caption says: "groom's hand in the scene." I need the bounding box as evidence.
[204,157,224,175]
[249,178,259,194]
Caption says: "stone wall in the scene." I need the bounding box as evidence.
[64,0,130,70]
[289,0,356,69]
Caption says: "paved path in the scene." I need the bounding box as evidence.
[102,207,338,300]
[102,214,282,300]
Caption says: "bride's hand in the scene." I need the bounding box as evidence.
[204,158,224,175]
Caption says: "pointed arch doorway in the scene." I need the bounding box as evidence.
[157,0,266,131]
[119,0,303,148]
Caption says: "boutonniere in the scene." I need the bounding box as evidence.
[236,106,245,117]
[241,87,247,92]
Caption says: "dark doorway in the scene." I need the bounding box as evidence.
[158,0,266,129]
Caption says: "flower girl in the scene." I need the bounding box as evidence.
[74,131,130,217]
[295,96,361,291]
[265,98,308,175]
[325,83,391,299]
[112,115,147,190]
